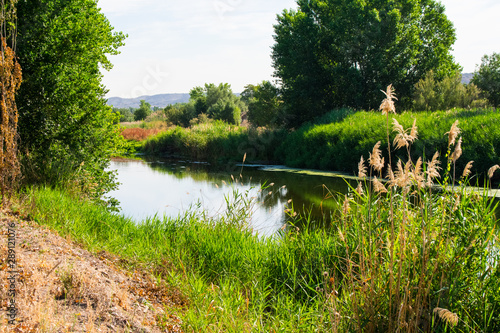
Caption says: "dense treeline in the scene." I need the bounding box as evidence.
[15,0,126,201]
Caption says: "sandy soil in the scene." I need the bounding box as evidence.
[0,209,185,332]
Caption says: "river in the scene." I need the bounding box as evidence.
[107,157,359,236]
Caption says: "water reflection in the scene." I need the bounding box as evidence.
[108,157,358,236]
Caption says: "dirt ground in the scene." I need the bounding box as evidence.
[0,209,185,332]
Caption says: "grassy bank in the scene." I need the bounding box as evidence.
[22,169,500,331]
[138,121,286,164]
[127,108,500,184]
[279,108,500,180]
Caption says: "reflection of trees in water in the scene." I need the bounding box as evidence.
[142,157,358,225]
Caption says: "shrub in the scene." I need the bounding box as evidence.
[413,71,487,111]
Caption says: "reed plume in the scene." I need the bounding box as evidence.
[358,156,367,178]
[372,177,387,193]
[450,137,462,163]
[446,120,460,147]
[426,152,441,187]
[380,84,397,115]
[462,161,474,179]
[433,307,459,326]
[488,165,500,179]
[369,141,384,173]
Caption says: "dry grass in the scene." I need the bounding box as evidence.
[0,210,185,332]
[120,127,162,141]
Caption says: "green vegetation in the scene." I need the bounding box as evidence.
[141,121,286,164]
[5,0,500,330]
[413,71,488,111]
[472,53,500,107]
[134,100,152,121]
[112,107,135,123]
[279,108,500,181]
[242,81,282,127]
[131,108,500,186]
[23,111,500,331]
[272,0,459,127]
[15,0,126,198]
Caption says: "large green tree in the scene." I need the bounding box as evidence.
[189,83,244,125]
[272,0,459,127]
[471,53,500,108]
[15,0,126,197]
[134,100,152,121]
[242,81,281,127]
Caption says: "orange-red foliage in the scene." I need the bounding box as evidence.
[120,128,161,141]
[0,38,23,202]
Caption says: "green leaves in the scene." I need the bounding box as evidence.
[16,0,126,199]
[472,53,500,108]
[272,0,459,127]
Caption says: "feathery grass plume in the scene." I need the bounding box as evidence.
[368,141,385,173]
[412,157,424,188]
[450,137,462,162]
[358,156,367,178]
[426,152,442,187]
[392,118,409,150]
[433,307,459,326]
[462,161,474,179]
[372,177,387,193]
[488,165,500,179]
[446,120,460,147]
[356,182,363,196]
[386,164,396,188]
[342,195,350,216]
[409,118,418,142]
[380,84,397,115]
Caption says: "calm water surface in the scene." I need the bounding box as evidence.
[108,157,357,236]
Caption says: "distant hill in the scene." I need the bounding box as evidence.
[107,93,190,109]
[461,73,474,85]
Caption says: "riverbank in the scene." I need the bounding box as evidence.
[6,180,499,331]
[0,207,184,332]
[127,108,500,184]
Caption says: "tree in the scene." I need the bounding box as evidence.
[15,0,126,198]
[272,0,459,127]
[134,100,152,121]
[112,107,134,123]
[413,71,486,111]
[471,53,500,108]
[243,81,281,127]
[164,103,196,126]
[189,83,244,124]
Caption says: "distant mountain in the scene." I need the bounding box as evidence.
[107,93,190,109]
[461,73,474,85]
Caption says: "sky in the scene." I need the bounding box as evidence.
[98,0,500,98]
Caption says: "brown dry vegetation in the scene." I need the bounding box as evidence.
[0,209,185,332]
[120,128,162,142]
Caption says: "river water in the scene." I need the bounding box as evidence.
[107,157,358,236]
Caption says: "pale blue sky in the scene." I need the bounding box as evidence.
[98,0,500,98]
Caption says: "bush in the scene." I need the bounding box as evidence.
[413,71,487,111]
[164,103,196,127]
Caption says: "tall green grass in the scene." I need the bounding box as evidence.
[141,121,286,164]
[23,165,499,332]
[279,108,500,182]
